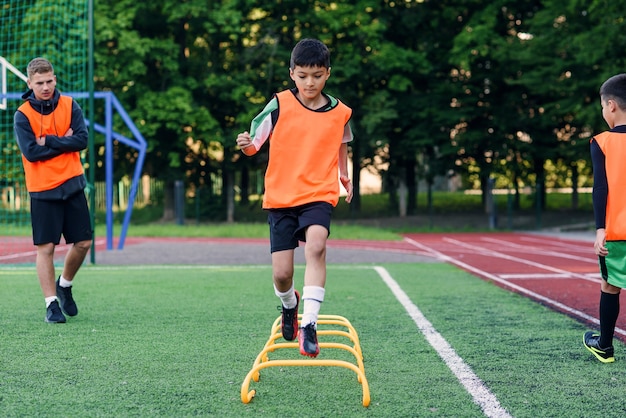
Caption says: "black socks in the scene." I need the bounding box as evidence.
[599,291,620,348]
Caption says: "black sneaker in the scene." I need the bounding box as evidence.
[583,331,615,363]
[45,300,66,323]
[56,278,78,316]
[299,323,319,358]
[281,290,300,341]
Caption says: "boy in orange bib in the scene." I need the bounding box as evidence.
[14,58,92,323]
[584,73,626,363]
[237,39,353,357]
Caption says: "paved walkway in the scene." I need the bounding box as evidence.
[94,237,439,265]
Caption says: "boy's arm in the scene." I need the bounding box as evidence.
[591,139,607,230]
[236,97,278,156]
[43,101,89,152]
[14,111,64,162]
[591,138,608,256]
[339,142,353,203]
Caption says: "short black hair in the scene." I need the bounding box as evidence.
[289,38,330,69]
[600,73,626,110]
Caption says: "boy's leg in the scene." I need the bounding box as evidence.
[267,207,299,340]
[272,249,295,292]
[57,193,93,316]
[302,224,328,325]
[302,224,328,288]
[31,199,66,323]
[61,192,92,281]
[36,243,66,323]
[299,224,329,357]
[36,243,57,299]
[584,280,620,362]
[272,248,298,308]
[56,239,91,317]
[61,239,91,281]
[599,282,621,348]
[272,249,299,340]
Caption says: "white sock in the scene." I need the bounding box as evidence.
[45,296,58,307]
[59,276,73,288]
[301,286,325,327]
[274,283,297,309]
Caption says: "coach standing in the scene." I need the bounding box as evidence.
[13,57,92,323]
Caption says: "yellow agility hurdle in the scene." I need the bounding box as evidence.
[241,314,370,407]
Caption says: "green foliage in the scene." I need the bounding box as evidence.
[85,0,624,220]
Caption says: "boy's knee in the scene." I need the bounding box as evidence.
[273,268,294,285]
[304,241,326,259]
[74,240,92,252]
[602,281,621,294]
[37,243,55,256]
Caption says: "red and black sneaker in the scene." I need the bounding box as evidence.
[281,290,300,341]
[299,323,320,358]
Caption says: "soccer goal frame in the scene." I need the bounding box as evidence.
[0,56,146,253]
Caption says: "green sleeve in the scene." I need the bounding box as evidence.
[249,97,278,139]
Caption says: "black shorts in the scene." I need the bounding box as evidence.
[267,202,333,253]
[30,192,93,245]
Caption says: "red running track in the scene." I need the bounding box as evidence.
[401,232,626,341]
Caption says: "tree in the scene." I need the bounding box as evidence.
[512,0,626,209]
[448,1,548,209]
[89,0,626,223]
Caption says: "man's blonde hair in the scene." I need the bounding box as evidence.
[26,57,54,79]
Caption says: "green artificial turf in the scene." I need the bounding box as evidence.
[0,263,620,417]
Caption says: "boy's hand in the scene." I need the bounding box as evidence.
[595,228,608,256]
[236,132,252,149]
[340,175,353,203]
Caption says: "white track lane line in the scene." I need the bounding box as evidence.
[443,237,599,283]
[519,235,594,254]
[374,266,512,418]
[403,237,626,338]
[480,237,598,264]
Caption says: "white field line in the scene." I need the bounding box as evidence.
[403,237,626,339]
[443,237,600,284]
[480,237,598,264]
[374,266,512,418]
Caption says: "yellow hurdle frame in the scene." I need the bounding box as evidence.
[240,314,370,407]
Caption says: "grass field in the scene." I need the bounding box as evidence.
[1,262,622,417]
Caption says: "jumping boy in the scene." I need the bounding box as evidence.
[583,73,626,363]
[236,38,353,357]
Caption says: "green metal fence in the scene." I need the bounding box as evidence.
[1,0,89,261]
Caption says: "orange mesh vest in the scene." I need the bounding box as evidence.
[263,90,352,208]
[18,95,84,193]
[594,131,626,240]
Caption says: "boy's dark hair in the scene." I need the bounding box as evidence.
[600,73,626,110]
[290,38,330,69]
